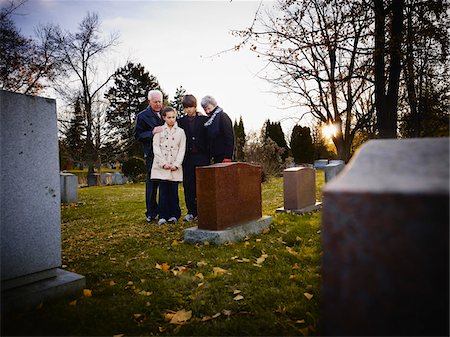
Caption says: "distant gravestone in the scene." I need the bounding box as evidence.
[313,159,328,169]
[321,138,449,336]
[323,162,345,182]
[276,167,321,214]
[184,162,272,244]
[60,172,78,203]
[112,172,124,185]
[101,173,113,186]
[1,90,85,312]
[88,173,101,186]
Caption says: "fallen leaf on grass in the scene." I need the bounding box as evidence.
[83,289,92,297]
[275,305,287,314]
[303,292,314,300]
[195,272,204,279]
[169,309,192,325]
[286,246,299,255]
[292,263,300,270]
[69,300,77,306]
[213,267,227,276]
[233,289,241,295]
[109,280,116,286]
[255,253,269,265]
[296,319,306,324]
[197,282,204,287]
[113,334,125,337]
[289,275,297,280]
[222,309,232,316]
[156,263,170,272]
[197,260,208,267]
[233,294,244,301]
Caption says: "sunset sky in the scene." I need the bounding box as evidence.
[8,0,306,135]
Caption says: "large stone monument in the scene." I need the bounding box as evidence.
[276,166,321,214]
[321,138,449,336]
[1,91,85,312]
[184,162,272,244]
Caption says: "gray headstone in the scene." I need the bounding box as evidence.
[60,173,78,203]
[112,172,124,185]
[1,91,85,312]
[321,138,449,336]
[324,162,345,182]
[313,159,329,169]
[101,173,113,185]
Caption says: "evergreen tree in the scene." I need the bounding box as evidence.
[105,62,168,159]
[170,86,186,117]
[233,116,246,161]
[290,125,314,164]
[263,119,289,160]
[63,97,86,168]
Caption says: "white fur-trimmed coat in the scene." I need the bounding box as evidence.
[151,123,186,182]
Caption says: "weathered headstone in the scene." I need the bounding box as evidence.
[1,91,85,312]
[321,138,449,336]
[313,159,329,169]
[112,172,124,185]
[60,172,78,203]
[101,173,113,186]
[184,162,272,244]
[323,162,345,182]
[276,167,321,214]
[88,173,101,186]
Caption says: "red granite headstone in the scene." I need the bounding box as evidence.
[196,162,262,230]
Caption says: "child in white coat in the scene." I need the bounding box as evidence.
[151,107,186,225]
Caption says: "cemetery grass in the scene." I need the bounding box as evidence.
[3,172,325,336]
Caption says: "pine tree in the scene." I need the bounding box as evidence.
[233,116,246,161]
[170,86,187,117]
[64,97,86,168]
[105,62,168,159]
[290,125,314,164]
[263,119,289,160]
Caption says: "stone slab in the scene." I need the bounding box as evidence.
[60,172,78,203]
[313,159,329,169]
[324,162,345,183]
[1,90,61,282]
[184,216,273,244]
[276,202,322,215]
[283,167,316,210]
[321,138,449,336]
[1,268,86,313]
[196,162,262,230]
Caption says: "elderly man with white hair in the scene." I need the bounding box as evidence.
[134,89,165,222]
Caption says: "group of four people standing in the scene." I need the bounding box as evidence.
[134,90,235,225]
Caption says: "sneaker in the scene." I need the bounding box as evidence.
[146,216,155,222]
[183,214,194,222]
[158,218,167,225]
[168,217,177,223]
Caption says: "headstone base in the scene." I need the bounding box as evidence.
[184,216,272,245]
[276,202,322,215]
[1,268,86,313]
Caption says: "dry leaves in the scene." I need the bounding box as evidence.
[303,292,314,300]
[83,289,92,297]
[212,267,227,276]
[165,309,192,325]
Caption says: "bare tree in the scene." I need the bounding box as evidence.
[0,0,61,94]
[233,0,374,162]
[48,12,119,178]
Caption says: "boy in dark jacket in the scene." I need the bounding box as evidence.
[177,94,210,222]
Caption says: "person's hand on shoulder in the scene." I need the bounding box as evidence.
[153,126,163,134]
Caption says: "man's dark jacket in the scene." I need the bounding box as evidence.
[134,106,164,159]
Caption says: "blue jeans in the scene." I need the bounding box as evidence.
[145,157,159,218]
[158,180,181,220]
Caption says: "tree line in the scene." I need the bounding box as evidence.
[1,0,448,176]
